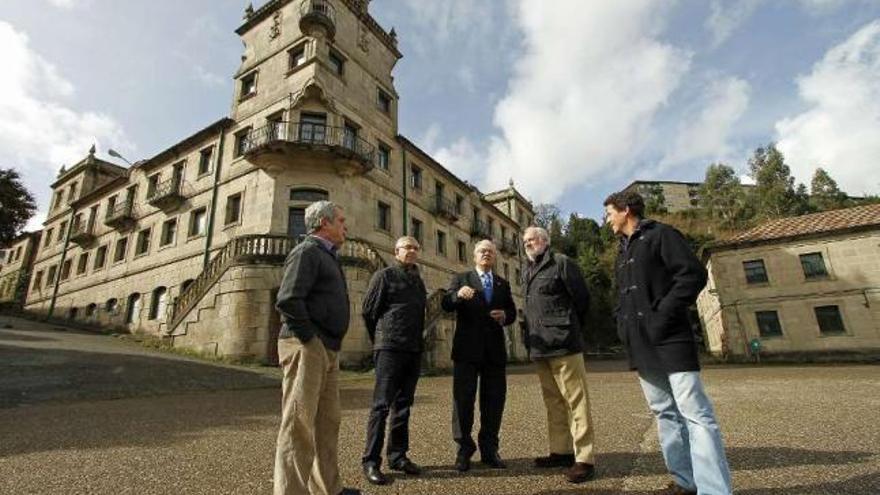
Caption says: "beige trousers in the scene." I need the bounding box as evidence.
[273,337,342,495]
[534,353,596,464]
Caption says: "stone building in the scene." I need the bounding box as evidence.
[697,204,880,359]
[0,231,42,308]
[623,180,703,213]
[23,0,534,369]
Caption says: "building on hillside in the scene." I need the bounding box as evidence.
[622,180,757,213]
[0,231,43,308]
[22,0,534,369]
[623,181,702,212]
[697,204,880,359]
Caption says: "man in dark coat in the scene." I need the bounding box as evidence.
[441,239,516,472]
[604,190,732,495]
[360,236,427,485]
[521,226,597,484]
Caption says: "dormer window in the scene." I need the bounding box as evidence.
[240,72,257,100]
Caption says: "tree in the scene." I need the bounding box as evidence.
[748,144,807,219]
[643,184,668,216]
[810,167,849,211]
[698,163,748,228]
[0,168,36,246]
[533,203,568,253]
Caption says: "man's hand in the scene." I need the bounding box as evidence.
[489,309,506,325]
[457,286,476,300]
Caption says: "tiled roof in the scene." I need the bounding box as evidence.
[712,203,880,249]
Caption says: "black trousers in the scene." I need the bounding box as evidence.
[362,350,421,467]
[452,359,507,458]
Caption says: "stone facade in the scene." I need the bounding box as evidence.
[698,226,880,359]
[0,231,42,308]
[22,0,534,369]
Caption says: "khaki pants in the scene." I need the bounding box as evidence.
[534,353,596,464]
[273,337,342,495]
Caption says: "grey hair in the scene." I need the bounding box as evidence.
[305,200,341,233]
[395,236,420,250]
[524,226,551,245]
[473,239,497,254]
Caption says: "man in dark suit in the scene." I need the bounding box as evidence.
[604,191,731,495]
[441,239,516,472]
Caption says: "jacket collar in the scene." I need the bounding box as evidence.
[526,248,554,286]
[620,218,655,252]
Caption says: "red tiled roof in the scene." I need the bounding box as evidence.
[712,203,880,249]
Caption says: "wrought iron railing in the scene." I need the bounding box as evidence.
[245,121,375,165]
[470,219,492,239]
[500,238,519,255]
[431,195,460,220]
[299,0,336,26]
[146,178,184,204]
[104,200,134,223]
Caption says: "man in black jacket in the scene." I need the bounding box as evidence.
[360,236,427,485]
[604,191,732,495]
[521,226,597,484]
[273,200,360,495]
[441,239,516,472]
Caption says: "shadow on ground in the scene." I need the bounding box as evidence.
[417,446,876,481]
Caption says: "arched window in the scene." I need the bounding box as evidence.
[68,307,78,320]
[149,286,167,321]
[126,293,141,324]
[85,303,97,318]
[289,188,328,202]
[181,279,195,292]
[106,298,118,313]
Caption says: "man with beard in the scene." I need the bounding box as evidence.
[441,239,516,472]
[521,226,597,484]
[360,236,427,485]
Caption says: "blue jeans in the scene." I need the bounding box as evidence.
[638,370,732,495]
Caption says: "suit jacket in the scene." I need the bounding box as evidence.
[441,270,516,365]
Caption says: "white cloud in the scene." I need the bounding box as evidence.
[46,0,76,8]
[432,137,487,186]
[483,1,692,203]
[192,65,227,88]
[660,76,751,167]
[0,22,131,226]
[775,20,880,195]
[705,0,762,48]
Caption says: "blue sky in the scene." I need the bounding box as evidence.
[2,0,880,231]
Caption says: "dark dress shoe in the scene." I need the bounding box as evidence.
[565,462,596,483]
[480,453,507,469]
[362,464,388,485]
[390,458,422,475]
[534,453,575,468]
[338,489,362,495]
[454,454,471,472]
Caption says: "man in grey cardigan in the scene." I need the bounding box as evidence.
[273,200,360,495]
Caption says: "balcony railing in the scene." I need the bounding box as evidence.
[500,238,519,255]
[69,221,96,246]
[431,195,460,221]
[104,201,134,228]
[244,121,375,170]
[299,0,336,38]
[470,219,492,239]
[147,178,185,209]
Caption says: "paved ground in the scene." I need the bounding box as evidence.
[0,316,878,494]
